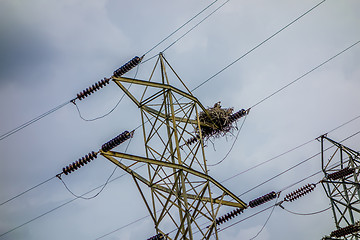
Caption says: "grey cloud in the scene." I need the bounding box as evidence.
[0,4,57,86]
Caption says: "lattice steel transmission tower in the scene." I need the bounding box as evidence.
[101,53,247,239]
[320,135,360,240]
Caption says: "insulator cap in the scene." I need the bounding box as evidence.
[76,78,110,101]
[62,151,98,175]
[327,167,354,180]
[249,191,277,208]
[284,183,316,202]
[330,224,360,237]
[113,56,142,78]
[147,233,164,240]
[228,109,248,124]
[101,131,133,152]
[215,208,244,225]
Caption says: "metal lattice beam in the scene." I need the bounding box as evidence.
[104,53,247,239]
[321,135,360,240]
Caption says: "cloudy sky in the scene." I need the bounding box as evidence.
[0,0,359,239]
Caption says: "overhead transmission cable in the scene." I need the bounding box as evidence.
[0,176,56,207]
[0,0,225,141]
[238,129,360,198]
[164,0,229,53]
[207,114,248,166]
[2,111,359,240]
[0,100,72,141]
[74,64,140,121]
[221,112,360,184]
[238,146,328,197]
[59,137,133,199]
[251,39,360,109]
[2,113,359,239]
[198,158,349,237]
[0,163,147,238]
[280,205,331,216]
[0,0,329,142]
[95,213,151,240]
[143,0,221,56]
[2,2,359,236]
[249,195,280,240]
[96,129,360,239]
[138,0,349,168]
[190,0,327,92]
[0,0,337,143]
[117,1,356,155]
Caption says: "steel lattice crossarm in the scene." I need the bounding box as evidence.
[103,53,247,240]
[320,135,360,240]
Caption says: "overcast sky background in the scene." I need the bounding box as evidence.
[0,0,359,239]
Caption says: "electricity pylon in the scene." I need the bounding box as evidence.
[101,53,247,239]
[320,135,360,240]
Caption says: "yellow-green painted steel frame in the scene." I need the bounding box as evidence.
[101,150,246,208]
[321,135,360,240]
[106,53,246,239]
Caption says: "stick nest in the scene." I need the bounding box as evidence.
[198,102,235,139]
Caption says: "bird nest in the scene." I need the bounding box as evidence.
[197,102,235,140]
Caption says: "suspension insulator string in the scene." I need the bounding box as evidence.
[101,130,134,152]
[326,167,355,180]
[74,55,143,101]
[57,130,134,178]
[227,108,249,125]
[146,233,165,240]
[113,55,144,78]
[76,78,111,101]
[283,183,316,202]
[59,151,99,176]
[248,191,278,208]
[330,223,360,238]
[214,208,244,226]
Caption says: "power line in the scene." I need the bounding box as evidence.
[95,213,151,240]
[74,65,139,122]
[190,0,327,93]
[238,129,360,198]
[221,139,315,183]
[73,92,127,121]
[221,112,360,184]
[2,115,356,237]
[4,32,360,238]
[280,205,331,216]
[0,0,225,140]
[208,114,248,166]
[162,0,230,54]
[2,1,357,238]
[251,39,360,109]
[249,195,279,240]
[2,112,358,238]
[123,35,360,181]
[96,130,359,239]
[326,114,360,134]
[0,1,351,143]
[59,137,133,199]
[201,159,348,236]
[238,148,323,198]
[0,163,146,238]
[80,129,358,239]
[0,176,56,207]
[217,204,276,234]
[143,0,221,56]
[0,100,72,141]
[142,0,231,64]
